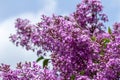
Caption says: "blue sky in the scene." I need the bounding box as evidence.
[0,0,80,21]
[0,0,120,67]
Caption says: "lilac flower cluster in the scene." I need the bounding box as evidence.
[73,0,108,34]
[94,58,120,80]
[1,0,120,80]
[0,62,60,80]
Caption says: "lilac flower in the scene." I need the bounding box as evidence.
[0,62,60,80]
[2,0,120,80]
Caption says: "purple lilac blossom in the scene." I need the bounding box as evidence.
[1,0,120,80]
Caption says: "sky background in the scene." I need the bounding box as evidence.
[0,0,120,67]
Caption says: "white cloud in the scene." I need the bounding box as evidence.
[0,0,57,67]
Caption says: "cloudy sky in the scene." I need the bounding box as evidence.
[0,0,120,67]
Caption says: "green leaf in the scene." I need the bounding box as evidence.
[103,38,110,43]
[36,56,44,62]
[80,70,85,75]
[70,75,75,80]
[43,59,49,68]
[108,27,112,34]
[102,38,110,48]
[100,50,104,56]
[91,36,96,41]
